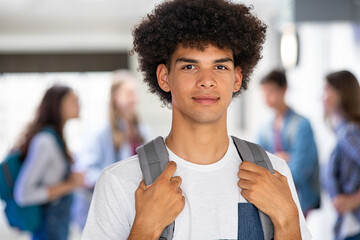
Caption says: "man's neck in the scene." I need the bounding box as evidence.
[273,103,288,129]
[165,117,229,165]
[275,103,288,117]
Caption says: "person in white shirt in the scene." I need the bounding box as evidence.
[82,0,312,239]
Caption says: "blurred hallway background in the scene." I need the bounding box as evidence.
[1,0,360,239]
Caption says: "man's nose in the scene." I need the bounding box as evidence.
[196,70,216,88]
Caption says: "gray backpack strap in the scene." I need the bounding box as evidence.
[136,136,175,240]
[231,136,274,240]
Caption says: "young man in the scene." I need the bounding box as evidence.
[257,70,320,218]
[81,1,312,239]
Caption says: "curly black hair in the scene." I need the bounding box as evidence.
[132,0,267,104]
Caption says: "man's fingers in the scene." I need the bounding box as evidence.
[135,180,146,198]
[238,179,252,190]
[238,168,254,180]
[139,179,147,190]
[171,176,182,187]
[274,170,287,181]
[161,161,177,180]
[239,160,259,171]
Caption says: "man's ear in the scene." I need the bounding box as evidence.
[233,67,243,92]
[156,64,170,92]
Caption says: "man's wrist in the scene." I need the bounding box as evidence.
[271,203,301,240]
[128,215,162,240]
[273,217,301,240]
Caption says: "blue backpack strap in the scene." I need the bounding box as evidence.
[0,150,22,200]
[136,136,175,240]
[231,136,274,240]
[41,127,65,151]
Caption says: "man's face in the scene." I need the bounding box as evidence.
[156,44,242,124]
[260,82,286,110]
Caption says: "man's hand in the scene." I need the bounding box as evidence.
[128,161,185,240]
[237,161,300,240]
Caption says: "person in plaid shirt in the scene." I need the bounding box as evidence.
[323,70,360,240]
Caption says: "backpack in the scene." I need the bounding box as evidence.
[136,136,275,240]
[0,127,64,232]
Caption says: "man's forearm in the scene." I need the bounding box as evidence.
[271,200,301,240]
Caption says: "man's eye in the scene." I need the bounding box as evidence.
[182,65,195,70]
[216,65,228,70]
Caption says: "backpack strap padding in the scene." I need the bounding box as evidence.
[137,136,169,186]
[245,141,275,174]
[231,136,274,240]
[136,136,174,240]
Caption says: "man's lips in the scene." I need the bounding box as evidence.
[193,96,219,105]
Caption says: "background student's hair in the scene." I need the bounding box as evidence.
[260,69,287,88]
[15,85,73,161]
[325,70,360,125]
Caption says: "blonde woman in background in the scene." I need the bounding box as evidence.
[72,70,150,230]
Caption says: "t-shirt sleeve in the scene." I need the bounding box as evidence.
[269,153,313,240]
[81,169,133,240]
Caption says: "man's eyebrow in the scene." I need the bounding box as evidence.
[175,58,198,64]
[214,57,234,63]
[175,57,234,64]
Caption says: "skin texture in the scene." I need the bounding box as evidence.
[128,45,301,240]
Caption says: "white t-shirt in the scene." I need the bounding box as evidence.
[81,137,312,240]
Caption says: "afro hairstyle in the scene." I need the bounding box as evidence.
[132,0,267,105]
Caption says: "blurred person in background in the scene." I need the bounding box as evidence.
[72,70,150,230]
[323,70,360,240]
[13,85,85,240]
[257,69,320,218]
